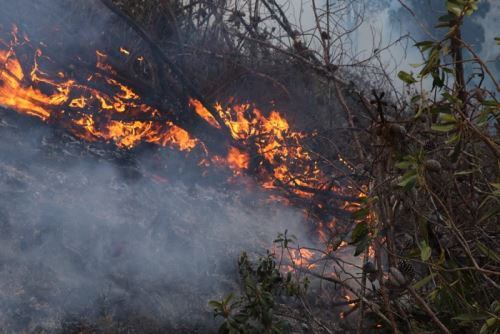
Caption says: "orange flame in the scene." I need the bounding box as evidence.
[0,26,341,204]
[0,26,198,152]
[0,25,371,264]
[226,146,249,171]
[211,100,325,197]
[189,98,221,129]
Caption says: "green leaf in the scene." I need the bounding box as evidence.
[447,1,463,16]
[350,222,368,244]
[453,313,489,322]
[480,317,498,334]
[438,14,455,22]
[431,105,451,115]
[465,1,478,15]
[398,71,417,84]
[486,317,497,327]
[432,71,445,88]
[209,300,222,308]
[224,293,234,304]
[420,47,441,77]
[449,139,462,162]
[414,41,434,48]
[414,41,435,52]
[439,113,456,123]
[442,92,460,104]
[395,161,412,170]
[431,123,456,132]
[435,21,451,28]
[354,236,369,256]
[492,301,500,313]
[446,133,461,145]
[420,241,432,261]
[413,273,436,290]
[398,172,417,190]
[410,94,422,104]
[482,100,500,107]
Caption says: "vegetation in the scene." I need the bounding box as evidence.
[94,0,500,332]
[112,0,498,331]
[199,0,499,333]
[209,250,308,334]
[10,0,495,332]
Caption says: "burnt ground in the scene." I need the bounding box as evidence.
[0,109,314,333]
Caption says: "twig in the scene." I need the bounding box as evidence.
[98,0,229,132]
[356,252,368,334]
[407,286,451,334]
[297,266,393,327]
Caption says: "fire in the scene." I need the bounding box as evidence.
[226,146,249,171]
[0,25,356,220]
[345,294,356,308]
[189,98,221,129]
[0,25,374,308]
[211,100,325,197]
[288,248,317,269]
[119,47,130,56]
[0,26,198,151]
[0,47,52,119]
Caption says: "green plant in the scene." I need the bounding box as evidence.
[209,251,308,334]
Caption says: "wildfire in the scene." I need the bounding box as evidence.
[0,24,332,202]
[0,24,374,311]
[0,26,198,152]
[226,146,249,171]
[189,98,221,129]
[209,100,325,197]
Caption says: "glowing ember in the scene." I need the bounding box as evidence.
[119,47,130,56]
[345,294,356,308]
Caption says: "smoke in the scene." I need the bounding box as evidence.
[0,111,312,332]
[276,0,498,90]
[0,1,314,332]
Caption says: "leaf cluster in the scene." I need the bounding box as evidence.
[209,252,308,334]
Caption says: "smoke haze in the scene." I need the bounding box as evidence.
[0,110,312,332]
